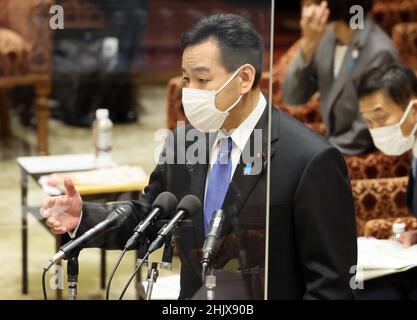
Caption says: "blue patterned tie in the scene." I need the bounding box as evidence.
[204,137,233,234]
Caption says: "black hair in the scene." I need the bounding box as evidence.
[181,13,264,88]
[358,64,417,109]
[311,0,374,24]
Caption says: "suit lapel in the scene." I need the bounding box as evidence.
[221,107,279,234]
[187,107,280,245]
[316,31,335,131]
[187,132,215,246]
[324,17,373,129]
[407,157,417,217]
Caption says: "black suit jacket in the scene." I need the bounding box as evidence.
[406,169,417,217]
[76,107,357,300]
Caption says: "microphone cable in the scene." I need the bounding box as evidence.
[42,269,48,300]
[105,248,127,300]
[118,251,150,300]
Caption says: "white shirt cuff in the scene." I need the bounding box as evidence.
[68,210,83,239]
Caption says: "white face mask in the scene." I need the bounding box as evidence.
[182,66,243,133]
[369,100,417,156]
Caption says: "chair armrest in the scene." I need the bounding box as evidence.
[0,27,30,76]
[0,0,53,74]
[364,216,417,239]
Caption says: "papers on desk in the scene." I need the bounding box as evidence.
[39,165,149,196]
[64,165,148,185]
[357,238,417,281]
[17,154,97,174]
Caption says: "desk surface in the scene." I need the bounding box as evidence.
[17,154,97,174]
[58,171,148,196]
[17,154,149,196]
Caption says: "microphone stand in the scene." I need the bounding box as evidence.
[144,237,174,300]
[67,251,80,300]
[137,241,150,268]
[135,241,149,300]
[230,214,254,299]
[145,262,159,300]
[203,262,216,301]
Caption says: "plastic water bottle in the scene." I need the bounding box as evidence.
[390,222,406,242]
[93,109,113,168]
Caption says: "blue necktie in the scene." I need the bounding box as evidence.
[204,137,233,234]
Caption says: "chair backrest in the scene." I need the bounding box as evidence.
[59,0,107,30]
[351,176,413,236]
[392,22,417,72]
[372,0,417,35]
[345,151,412,180]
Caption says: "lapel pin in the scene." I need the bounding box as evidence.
[244,163,252,175]
[262,152,268,172]
[348,48,360,70]
[352,48,359,60]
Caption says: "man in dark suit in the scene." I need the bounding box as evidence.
[282,0,398,155]
[356,64,417,299]
[41,13,357,300]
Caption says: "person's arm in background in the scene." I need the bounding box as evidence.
[294,146,357,300]
[282,1,329,106]
[327,111,374,156]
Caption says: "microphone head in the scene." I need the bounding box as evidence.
[177,195,201,218]
[110,204,133,227]
[152,192,178,218]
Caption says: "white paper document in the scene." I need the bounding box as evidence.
[358,238,417,270]
[357,238,417,281]
[17,154,97,174]
[68,165,148,185]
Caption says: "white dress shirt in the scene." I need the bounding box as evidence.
[333,44,348,78]
[206,92,266,185]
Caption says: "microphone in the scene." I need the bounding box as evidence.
[147,194,201,254]
[201,209,226,266]
[44,204,132,271]
[160,236,174,270]
[67,254,79,300]
[124,192,177,250]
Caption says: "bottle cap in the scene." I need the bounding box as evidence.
[96,109,109,120]
[392,222,406,234]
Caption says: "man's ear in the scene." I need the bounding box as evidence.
[240,64,256,95]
